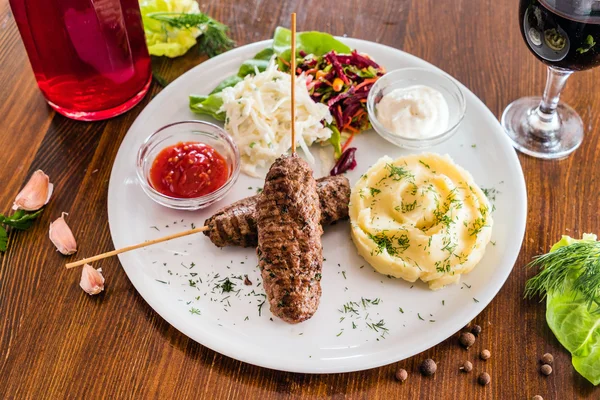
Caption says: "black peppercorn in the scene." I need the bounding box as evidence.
[541,353,553,365]
[419,359,437,376]
[540,364,552,376]
[459,332,476,349]
[471,324,482,336]
[395,368,408,382]
[478,372,491,386]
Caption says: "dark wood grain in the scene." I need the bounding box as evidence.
[1,0,599,398]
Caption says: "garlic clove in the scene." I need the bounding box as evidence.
[49,212,77,255]
[13,170,54,211]
[80,264,105,295]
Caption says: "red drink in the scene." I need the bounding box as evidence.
[10,0,152,121]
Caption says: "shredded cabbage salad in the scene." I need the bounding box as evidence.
[220,58,333,177]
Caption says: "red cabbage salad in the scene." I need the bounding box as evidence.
[189,27,386,174]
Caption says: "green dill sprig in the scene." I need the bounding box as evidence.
[148,12,235,57]
[524,241,600,311]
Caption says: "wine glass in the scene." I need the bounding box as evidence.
[502,0,600,159]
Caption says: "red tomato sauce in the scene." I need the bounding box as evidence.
[149,142,229,198]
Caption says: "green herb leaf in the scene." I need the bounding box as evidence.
[1,209,44,230]
[525,238,600,309]
[148,12,234,58]
[0,225,7,252]
[272,27,351,62]
[525,234,600,385]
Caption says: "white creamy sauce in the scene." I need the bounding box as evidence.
[376,85,449,139]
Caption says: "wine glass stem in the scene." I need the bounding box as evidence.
[529,66,572,140]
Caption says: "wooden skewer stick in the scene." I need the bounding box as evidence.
[65,226,209,269]
[290,12,297,155]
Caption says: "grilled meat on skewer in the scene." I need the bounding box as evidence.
[256,155,323,323]
[204,175,350,248]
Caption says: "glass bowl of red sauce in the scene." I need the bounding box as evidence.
[137,121,240,210]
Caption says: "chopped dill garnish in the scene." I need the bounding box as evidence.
[369,187,381,196]
[366,319,389,336]
[385,163,414,181]
[150,226,160,231]
[398,307,404,313]
[481,187,499,202]
[397,234,410,252]
[342,271,347,279]
[339,302,359,315]
[419,160,431,169]
[468,206,489,236]
[525,240,600,310]
[352,321,357,329]
[396,200,417,213]
[418,313,424,321]
[218,277,236,293]
[368,231,398,256]
[336,331,344,337]
[189,307,201,315]
[155,279,168,284]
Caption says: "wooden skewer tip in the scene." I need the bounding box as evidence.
[65,226,209,269]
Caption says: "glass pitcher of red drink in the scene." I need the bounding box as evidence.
[10,0,152,121]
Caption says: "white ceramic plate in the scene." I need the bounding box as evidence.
[108,39,527,373]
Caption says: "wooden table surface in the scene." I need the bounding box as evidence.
[1,0,600,398]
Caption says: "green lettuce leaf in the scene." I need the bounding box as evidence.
[238,47,275,78]
[140,0,202,58]
[189,47,274,117]
[545,234,600,385]
[272,27,351,61]
[328,123,342,159]
[189,94,225,121]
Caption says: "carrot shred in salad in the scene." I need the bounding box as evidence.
[290,50,385,142]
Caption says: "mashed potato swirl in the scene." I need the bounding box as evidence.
[350,153,493,290]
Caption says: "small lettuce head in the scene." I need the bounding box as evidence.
[140,0,201,58]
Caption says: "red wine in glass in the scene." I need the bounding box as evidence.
[10,0,152,121]
[502,0,600,159]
